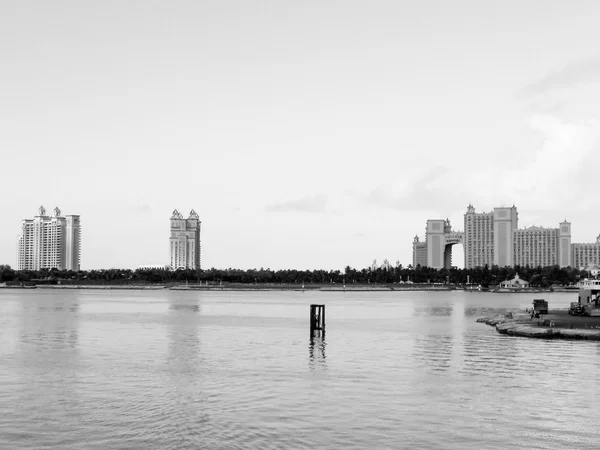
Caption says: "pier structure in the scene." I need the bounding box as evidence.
[310,304,325,335]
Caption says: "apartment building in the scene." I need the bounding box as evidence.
[17,206,81,271]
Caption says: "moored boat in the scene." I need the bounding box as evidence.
[576,278,600,316]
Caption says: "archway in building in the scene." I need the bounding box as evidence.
[444,243,464,269]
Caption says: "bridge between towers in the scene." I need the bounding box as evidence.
[425,219,464,269]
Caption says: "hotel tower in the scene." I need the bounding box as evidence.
[17,206,81,271]
[170,209,201,270]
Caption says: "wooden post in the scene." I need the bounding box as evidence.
[310,304,325,334]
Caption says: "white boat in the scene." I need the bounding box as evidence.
[577,279,600,316]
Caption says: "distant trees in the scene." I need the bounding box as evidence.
[0,265,14,282]
[0,262,588,286]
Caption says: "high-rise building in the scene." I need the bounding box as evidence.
[66,215,81,271]
[493,206,518,267]
[17,206,81,271]
[412,235,427,268]
[170,209,201,270]
[572,235,600,270]
[513,226,558,268]
[463,204,494,269]
[558,221,572,268]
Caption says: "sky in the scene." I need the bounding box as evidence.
[2,0,600,271]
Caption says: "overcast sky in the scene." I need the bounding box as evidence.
[2,1,600,271]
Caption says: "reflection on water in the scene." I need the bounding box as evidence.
[166,298,202,376]
[20,298,80,351]
[412,300,463,372]
[169,304,200,313]
[413,305,453,316]
[309,331,327,371]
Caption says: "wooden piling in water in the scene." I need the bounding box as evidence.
[310,304,325,333]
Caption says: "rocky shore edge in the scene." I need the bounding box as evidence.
[477,313,600,340]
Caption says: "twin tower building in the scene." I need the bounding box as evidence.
[169,209,201,270]
[413,205,573,270]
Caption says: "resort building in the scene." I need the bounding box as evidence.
[412,236,427,268]
[512,222,572,268]
[412,205,572,270]
[170,209,201,270]
[513,226,558,268]
[572,236,600,270]
[463,205,495,269]
[492,206,519,267]
[17,206,81,271]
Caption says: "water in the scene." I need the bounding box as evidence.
[1,289,599,449]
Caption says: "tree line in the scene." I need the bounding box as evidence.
[0,263,591,287]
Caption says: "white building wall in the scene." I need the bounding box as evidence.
[16,208,81,271]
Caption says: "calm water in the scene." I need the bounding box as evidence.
[1,289,599,449]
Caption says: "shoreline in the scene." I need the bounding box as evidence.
[2,284,454,291]
[0,283,577,293]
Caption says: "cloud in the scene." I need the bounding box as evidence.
[265,194,327,213]
[519,56,600,97]
[353,165,471,215]
[523,98,567,115]
[355,114,600,221]
[135,204,152,215]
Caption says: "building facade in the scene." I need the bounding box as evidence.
[17,206,81,271]
[512,222,572,269]
[513,226,558,268]
[413,205,572,269]
[464,205,494,269]
[493,206,518,267]
[412,235,427,268]
[572,236,600,270]
[170,209,201,270]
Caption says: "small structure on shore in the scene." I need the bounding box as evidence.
[500,273,530,289]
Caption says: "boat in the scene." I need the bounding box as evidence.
[576,278,600,316]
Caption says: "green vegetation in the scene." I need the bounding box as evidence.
[0,263,589,287]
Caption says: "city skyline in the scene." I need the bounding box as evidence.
[2,1,600,270]
[7,201,600,272]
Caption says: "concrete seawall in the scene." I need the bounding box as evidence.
[477,312,600,340]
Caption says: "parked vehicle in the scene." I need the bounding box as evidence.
[532,299,548,318]
[568,302,584,316]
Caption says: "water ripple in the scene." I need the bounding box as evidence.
[1,290,600,449]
